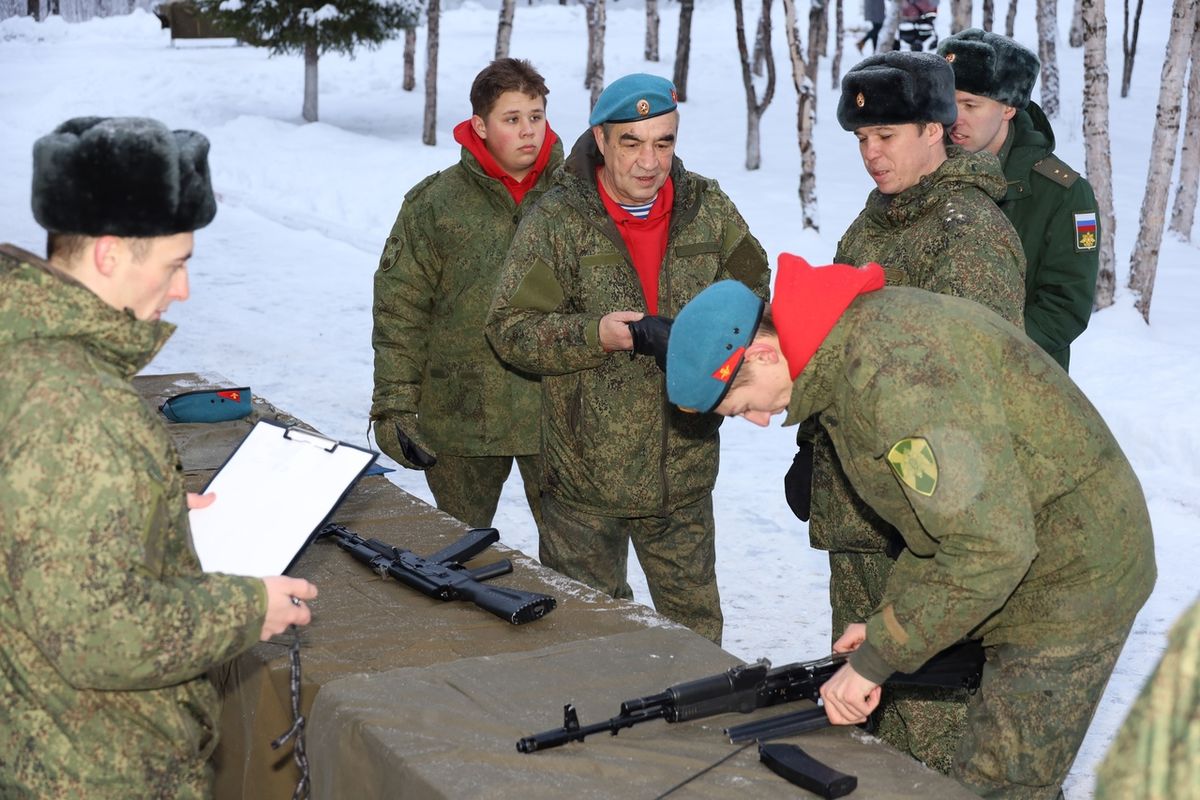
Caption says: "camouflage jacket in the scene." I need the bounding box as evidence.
[785,287,1155,680]
[0,261,265,799]
[997,102,1100,371]
[835,145,1026,328]
[371,139,563,455]
[486,131,770,516]
[1095,597,1200,800]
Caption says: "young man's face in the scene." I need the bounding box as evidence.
[473,90,547,181]
[712,343,795,427]
[854,122,946,195]
[106,232,194,321]
[949,91,1016,156]
[593,111,678,206]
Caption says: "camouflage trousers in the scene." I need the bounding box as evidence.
[540,493,723,645]
[425,453,543,531]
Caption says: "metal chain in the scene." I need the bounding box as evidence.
[270,625,310,800]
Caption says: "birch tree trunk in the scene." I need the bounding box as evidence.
[1006,0,1018,37]
[983,0,994,30]
[423,0,440,146]
[403,27,416,92]
[1170,10,1200,238]
[674,0,694,100]
[832,0,844,90]
[809,0,828,67]
[1128,0,1197,321]
[879,0,902,51]
[1036,0,1060,118]
[736,0,777,169]
[585,0,606,110]
[951,0,972,33]
[495,0,515,59]
[782,0,819,230]
[753,9,769,76]
[302,39,318,123]
[645,0,659,61]
[1121,0,1145,97]
[1082,0,1117,309]
[1069,0,1084,46]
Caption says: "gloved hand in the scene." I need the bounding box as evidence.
[373,414,437,471]
[627,315,675,372]
[784,440,814,522]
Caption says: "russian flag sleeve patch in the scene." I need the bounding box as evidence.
[1074,211,1098,252]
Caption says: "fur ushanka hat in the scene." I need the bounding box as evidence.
[937,28,1041,110]
[837,51,958,131]
[32,116,217,237]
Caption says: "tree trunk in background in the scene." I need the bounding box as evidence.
[1121,0,1145,97]
[951,0,972,32]
[403,27,416,91]
[782,0,819,230]
[423,0,440,146]
[735,0,777,169]
[982,0,994,30]
[809,0,828,65]
[1082,0,1116,309]
[1069,0,1085,45]
[753,8,769,75]
[831,0,844,89]
[1036,0,1060,117]
[1128,0,1196,322]
[302,39,318,122]
[585,0,606,110]
[495,0,515,59]
[1005,0,1018,37]
[645,0,659,61]
[879,0,902,51]
[1170,11,1200,238]
[674,0,694,100]
[27,0,40,19]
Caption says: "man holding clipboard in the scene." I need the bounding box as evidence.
[0,117,316,799]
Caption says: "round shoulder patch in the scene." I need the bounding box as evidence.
[886,437,938,497]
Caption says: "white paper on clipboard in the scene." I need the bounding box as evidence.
[189,419,377,577]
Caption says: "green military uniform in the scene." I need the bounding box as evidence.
[786,285,1156,799]
[1095,597,1200,800]
[996,101,1100,372]
[371,138,563,528]
[0,261,266,798]
[815,146,1026,771]
[486,130,770,643]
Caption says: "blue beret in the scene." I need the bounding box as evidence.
[589,73,678,126]
[666,281,764,414]
[161,387,252,423]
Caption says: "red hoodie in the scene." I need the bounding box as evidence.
[453,119,559,205]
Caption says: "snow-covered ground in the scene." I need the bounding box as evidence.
[1,3,1194,796]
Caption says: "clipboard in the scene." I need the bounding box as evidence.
[190,419,378,577]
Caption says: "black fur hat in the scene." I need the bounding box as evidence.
[837,51,958,131]
[937,28,1041,109]
[32,116,217,237]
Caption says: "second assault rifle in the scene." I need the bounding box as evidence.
[321,523,556,624]
[516,639,983,753]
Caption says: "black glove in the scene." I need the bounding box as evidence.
[374,415,438,471]
[627,315,674,372]
[784,440,814,522]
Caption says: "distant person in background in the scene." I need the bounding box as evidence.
[939,29,1100,371]
[897,0,939,51]
[857,0,886,53]
[370,58,562,530]
[0,116,316,798]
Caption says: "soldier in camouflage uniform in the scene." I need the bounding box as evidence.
[371,59,563,528]
[0,117,316,799]
[1095,597,1200,800]
[667,258,1156,799]
[486,74,770,644]
[789,51,1027,772]
[940,29,1100,372]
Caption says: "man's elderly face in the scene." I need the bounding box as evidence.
[593,111,678,205]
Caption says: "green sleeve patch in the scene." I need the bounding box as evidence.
[886,437,939,497]
[509,257,565,312]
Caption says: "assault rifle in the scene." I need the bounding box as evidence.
[516,639,983,753]
[321,524,556,624]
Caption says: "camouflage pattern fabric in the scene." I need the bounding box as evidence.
[486,130,769,642]
[541,494,722,643]
[425,452,543,530]
[0,261,266,799]
[784,286,1155,798]
[1094,598,1200,800]
[997,102,1100,372]
[371,139,563,488]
